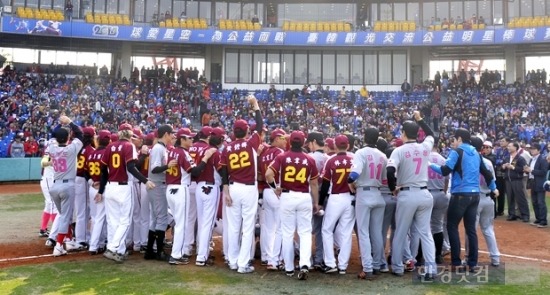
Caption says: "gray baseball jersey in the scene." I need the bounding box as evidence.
[480,157,495,194]
[427,151,447,190]
[49,138,83,181]
[310,151,329,177]
[148,142,168,183]
[387,136,434,187]
[351,146,388,187]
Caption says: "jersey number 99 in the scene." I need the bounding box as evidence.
[284,166,307,183]
[229,152,251,169]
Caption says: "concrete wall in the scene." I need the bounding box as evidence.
[0,158,42,182]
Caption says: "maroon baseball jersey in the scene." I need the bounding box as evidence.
[77,145,95,177]
[322,152,353,194]
[190,140,210,181]
[220,133,261,184]
[140,145,152,176]
[166,147,195,185]
[259,145,284,190]
[195,147,221,183]
[86,148,106,183]
[269,150,319,193]
[101,140,137,182]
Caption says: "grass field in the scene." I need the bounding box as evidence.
[1,192,550,295]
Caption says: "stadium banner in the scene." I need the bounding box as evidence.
[2,16,550,46]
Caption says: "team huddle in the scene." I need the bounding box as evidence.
[38,96,501,281]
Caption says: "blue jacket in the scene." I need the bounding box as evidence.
[430,143,496,193]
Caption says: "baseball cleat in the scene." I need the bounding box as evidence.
[53,245,67,257]
[39,229,50,238]
[65,241,85,252]
[380,264,390,273]
[338,269,347,275]
[297,269,309,280]
[45,238,56,248]
[261,260,268,266]
[237,266,255,274]
[286,271,295,277]
[323,266,338,274]
[266,264,279,271]
[103,250,117,261]
[405,260,416,272]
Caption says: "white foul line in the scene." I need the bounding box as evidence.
[466,248,550,264]
[0,253,55,262]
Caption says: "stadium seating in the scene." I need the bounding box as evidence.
[218,19,259,31]
[85,13,135,26]
[280,21,352,32]
[373,21,416,32]
[16,6,64,21]
[508,16,550,28]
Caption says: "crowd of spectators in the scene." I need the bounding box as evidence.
[1,62,549,159]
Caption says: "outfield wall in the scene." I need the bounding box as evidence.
[0,158,42,182]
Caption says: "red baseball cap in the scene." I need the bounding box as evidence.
[325,138,335,150]
[177,128,196,138]
[145,132,155,142]
[270,129,287,141]
[335,134,349,149]
[233,119,249,132]
[82,127,95,137]
[211,127,226,138]
[110,133,119,142]
[200,126,213,137]
[290,131,305,145]
[118,123,133,131]
[98,130,111,140]
[132,128,144,139]
[394,138,404,147]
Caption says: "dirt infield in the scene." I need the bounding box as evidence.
[1,182,550,272]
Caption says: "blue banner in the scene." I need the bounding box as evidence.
[2,16,550,46]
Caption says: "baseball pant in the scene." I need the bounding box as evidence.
[184,181,198,255]
[105,182,133,255]
[465,194,500,265]
[149,182,169,231]
[74,176,90,244]
[226,183,258,268]
[391,189,436,275]
[258,199,268,262]
[88,185,106,252]
[139,183,151,247]
[381,193,396,254]
[195,181,220,263]
[430,190,449,234]
[49,179,76,236]
[166,184,189,259]
[48,214,60,241]
[41,177,58,215]
[322,192,355,270]
[280,191,312,272]
[130,181,148,250]
[355,188,385,272]
[262,188,283,267]
[222,189,229,258]
[312,210,324,266]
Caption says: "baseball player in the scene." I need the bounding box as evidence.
[39,138,59,238]
[166,128,216,265]
[194,127,225,266]
[86,130,110,255]
[97,123,154,263]
[320,134,355,275]
[135,132,155,253]
[259,129,287,270]
[188,126,213,257]
[464,137,500,267]
[220,95,263,274]
[74,127,96,249]
[144,125,178,261]
[265,131,320,280]
[348,128,387,279]
[377,137,394,274]
[306,132,328,270]
[129,128,146,253]
[387,111,436,280]
[411,141,449,266]
[48,115,83,257]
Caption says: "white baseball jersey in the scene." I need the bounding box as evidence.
[127,144,139,183]
[387,136,434,187]
[49,138,83,180]
[310,150,329,178]
[43,138,58,179]
[480,157,495,194]
[427,151,447,190]
[351,146,388,187]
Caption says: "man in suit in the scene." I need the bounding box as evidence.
[524,143,548,227]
